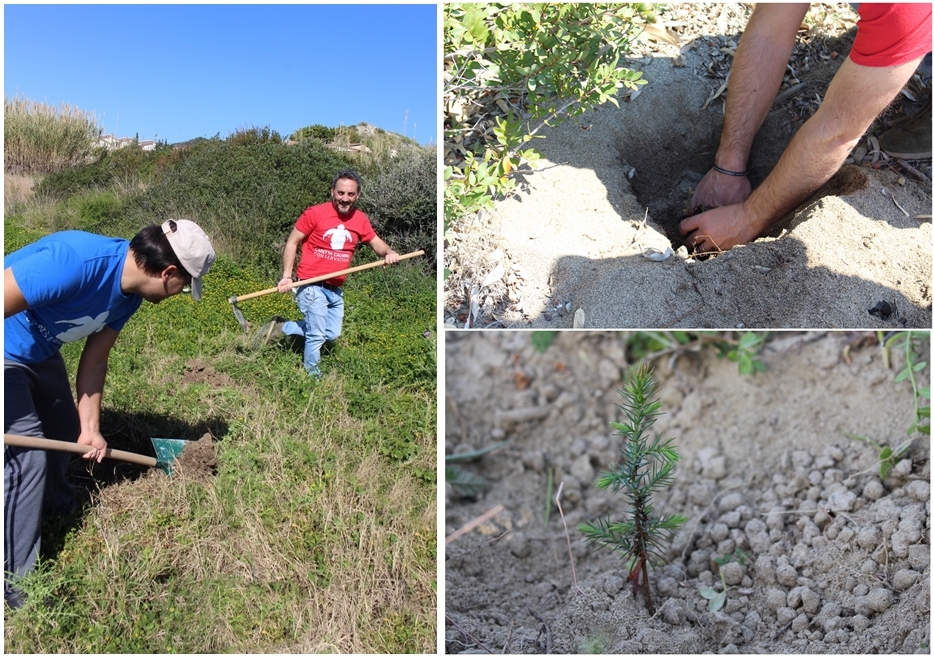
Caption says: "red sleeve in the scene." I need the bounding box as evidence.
[850,3,932,67]
[357,212,377,243]
[294,206,318,235]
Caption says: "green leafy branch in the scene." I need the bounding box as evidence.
[444,3,654,237]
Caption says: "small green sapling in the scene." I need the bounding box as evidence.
[580,362,687,614]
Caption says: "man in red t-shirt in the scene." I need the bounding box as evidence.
[263,170,399,377]
[679,3,932,252]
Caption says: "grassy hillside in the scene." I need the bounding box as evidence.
[3,110,437,652]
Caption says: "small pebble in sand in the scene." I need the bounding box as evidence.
[854,588,893,615]
[862,478,884,500]
[892,568,919,591]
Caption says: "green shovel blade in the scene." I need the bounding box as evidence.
[150,438,186,475]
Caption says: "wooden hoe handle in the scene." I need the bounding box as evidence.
[228,249,425,304]
[3,433,158,468]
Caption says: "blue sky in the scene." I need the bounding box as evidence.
[4,4,437,145]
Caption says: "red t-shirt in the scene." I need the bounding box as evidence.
[850,3,932,67]
[294,202,376,286]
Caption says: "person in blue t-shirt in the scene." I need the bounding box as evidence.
[3,219,215,609]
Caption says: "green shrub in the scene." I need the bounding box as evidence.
[362,147,436,233]
[36,143,173,201]
[290,124,337,142]
[226,125,284,146]
[361,147,437,262]
[443,3,653,229]
[67,190,125,234]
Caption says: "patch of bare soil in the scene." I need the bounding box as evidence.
[444,332,930,653]
[444,3,932,329]
[182,359,237,388]
[175,433,218,481]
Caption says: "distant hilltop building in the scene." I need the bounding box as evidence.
[96,134,156,151]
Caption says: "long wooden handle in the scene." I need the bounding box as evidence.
[229,249,425,304]
[3,433,158,468]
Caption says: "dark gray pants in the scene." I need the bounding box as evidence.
[4,355,80,606]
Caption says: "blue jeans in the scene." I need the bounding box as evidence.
[281,283,344,377]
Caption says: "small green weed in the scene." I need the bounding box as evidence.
[880,330,930,437]
[849,330,929,480]
[723,332,767,375]
[850,435,914,480]
[699,550,748,612]
[531,330,557,353]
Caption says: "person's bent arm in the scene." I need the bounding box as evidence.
[692,3,810,210]
[4,268,29,317]
[368,236,400,265]
[75,326,120,462]
[681,55,923,252]
[278,228,307,292]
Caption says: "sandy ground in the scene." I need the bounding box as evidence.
[444,5,932,329]
[444,331,930,653]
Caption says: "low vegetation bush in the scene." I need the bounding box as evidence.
[443,3,654,231]
[31,125,436,274]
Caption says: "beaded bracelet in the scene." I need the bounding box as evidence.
[713,164,749,177]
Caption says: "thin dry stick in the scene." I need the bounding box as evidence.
[446,504,505,545]
[555,481,585,596]
[897,158,932,184]
[661,302,704,328]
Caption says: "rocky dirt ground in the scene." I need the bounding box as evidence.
[443,4,932,329]
[444,331,930,653]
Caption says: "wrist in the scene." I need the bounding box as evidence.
[714,151,748,175]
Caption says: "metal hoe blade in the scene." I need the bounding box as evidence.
[151,438,187,475]
[230,300,249,333]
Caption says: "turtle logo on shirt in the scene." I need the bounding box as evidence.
[323,224,353,250]
[54,312,109,342]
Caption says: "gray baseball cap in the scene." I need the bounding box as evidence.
[162,219,215,300]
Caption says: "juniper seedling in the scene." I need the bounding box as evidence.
[580,362,687,614]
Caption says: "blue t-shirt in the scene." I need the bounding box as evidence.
[4,231,143,364]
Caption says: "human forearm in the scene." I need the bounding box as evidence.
[681,55,922,252]
[716,4,808,171]
[368,237,400,264]
[742,107,857,226]
[75,328,118,461]
[279,229,306,292]
[744,55,921,227]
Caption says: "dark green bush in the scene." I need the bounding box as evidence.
[36,143,173,200]
[291,124,336,142]
[68,190,125,233]
[361,147,436,235]
[126,140,354,271]
[36,158,112,199]
[29,128,436,275]
[227,125,284,146]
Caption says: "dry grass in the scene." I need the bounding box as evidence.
[5,95,102,175]
[4,173,36,207]
[66,376,435,653]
